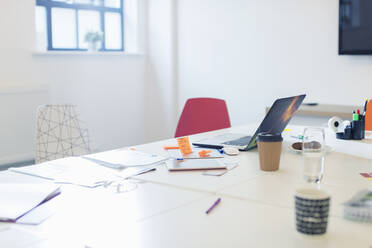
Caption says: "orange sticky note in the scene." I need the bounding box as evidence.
[177,137,193,155]
[198,150,211,157]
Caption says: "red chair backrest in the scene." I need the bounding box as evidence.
[175,98,231,138]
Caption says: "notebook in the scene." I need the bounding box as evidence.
[166,159,227,171]
[343,189,372,223]
[0,183,60,222]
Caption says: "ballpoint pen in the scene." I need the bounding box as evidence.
[290,135,303,140]
[364,98,369,114]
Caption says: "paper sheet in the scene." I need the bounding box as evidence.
[0,227,45,248]
[83,149,168,168]
[0,183,60,221]
[10,157,120,188]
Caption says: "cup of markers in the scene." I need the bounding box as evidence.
[336,99,368,140]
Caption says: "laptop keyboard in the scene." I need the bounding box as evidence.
[222,136,252,146]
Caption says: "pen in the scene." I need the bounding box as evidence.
[364,98,369,113]
[137,168,156,175]
[205,197,221,214]
[290,135,303,140]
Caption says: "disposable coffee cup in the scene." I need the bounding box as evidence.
[257,133,283,171]
[295,188,330,235]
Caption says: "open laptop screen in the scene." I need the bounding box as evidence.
[246,94,306,149]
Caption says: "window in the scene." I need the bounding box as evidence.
[35,0,124,52]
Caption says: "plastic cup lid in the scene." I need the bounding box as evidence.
[257,132,283,142]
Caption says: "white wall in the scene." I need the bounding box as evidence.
[0,0,148,164]
[145,0,178,140]
[177,0,372,126]
[0,86,49,164]
[46,54,147,152]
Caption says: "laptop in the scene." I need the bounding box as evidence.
[192,94,306,151]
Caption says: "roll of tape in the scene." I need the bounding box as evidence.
[328,116,343,133]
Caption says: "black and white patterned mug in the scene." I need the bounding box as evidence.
[295,187,331,235]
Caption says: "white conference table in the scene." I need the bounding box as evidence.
[1,124,372,248]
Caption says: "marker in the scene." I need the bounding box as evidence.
[357,109,362,120]
[205,197,221,214]
[353,110,359,121]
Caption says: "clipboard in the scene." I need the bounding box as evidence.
[167,147,223,159]
[166,159,227,171]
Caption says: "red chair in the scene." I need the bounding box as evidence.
[175,98,231,138]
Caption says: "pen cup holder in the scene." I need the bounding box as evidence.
[336,119,364,140]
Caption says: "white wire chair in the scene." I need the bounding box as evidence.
[35,104,91,164]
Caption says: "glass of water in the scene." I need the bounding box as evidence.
[302,127,325,184]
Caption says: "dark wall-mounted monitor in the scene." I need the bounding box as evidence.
[339,0,372,55]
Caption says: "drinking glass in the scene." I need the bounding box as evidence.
[302,127,326,184]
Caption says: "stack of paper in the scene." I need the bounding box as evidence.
[83,149,168,169]
[0,183,60,222]
[344,189,372,223]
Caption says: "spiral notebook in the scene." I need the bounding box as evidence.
[343,189,372,222]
